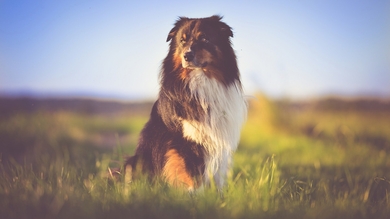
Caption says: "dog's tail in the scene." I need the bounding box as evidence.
[124,155,138,184]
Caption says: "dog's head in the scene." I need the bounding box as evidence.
[166,15,235,80]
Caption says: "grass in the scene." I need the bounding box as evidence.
[0,95,389,219]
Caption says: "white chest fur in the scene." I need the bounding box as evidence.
[181,69,247,188]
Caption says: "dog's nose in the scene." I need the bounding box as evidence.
[184,51,194,62]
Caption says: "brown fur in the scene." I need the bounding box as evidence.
[162,149,196,189]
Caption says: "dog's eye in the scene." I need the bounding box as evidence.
[199,35,209,43]
[180,37,186,44]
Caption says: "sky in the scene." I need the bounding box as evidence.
[1,0,389,100]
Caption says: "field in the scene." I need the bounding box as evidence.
[1,95,390,219]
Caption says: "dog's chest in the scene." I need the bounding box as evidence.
[181,69,247,174]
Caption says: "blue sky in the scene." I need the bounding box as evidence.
[1,0,389,100]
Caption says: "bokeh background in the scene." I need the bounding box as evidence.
[1,1,390,218]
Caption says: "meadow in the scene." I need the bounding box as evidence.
[0,95,389,219]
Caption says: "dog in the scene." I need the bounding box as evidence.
[125,15,247,191]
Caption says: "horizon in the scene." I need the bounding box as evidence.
[1,89,390,102]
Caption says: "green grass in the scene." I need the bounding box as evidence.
[1,96,390,219]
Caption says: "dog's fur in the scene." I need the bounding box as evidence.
[125,15,247,190]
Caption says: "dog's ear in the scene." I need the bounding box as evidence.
[167,17,188,42]
[166,27,178,42]
[220,22,233,38]
[209,15,233,38]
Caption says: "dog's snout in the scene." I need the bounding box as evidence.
[184,51,194,62]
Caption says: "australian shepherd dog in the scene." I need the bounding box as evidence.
[125,15,247,191]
